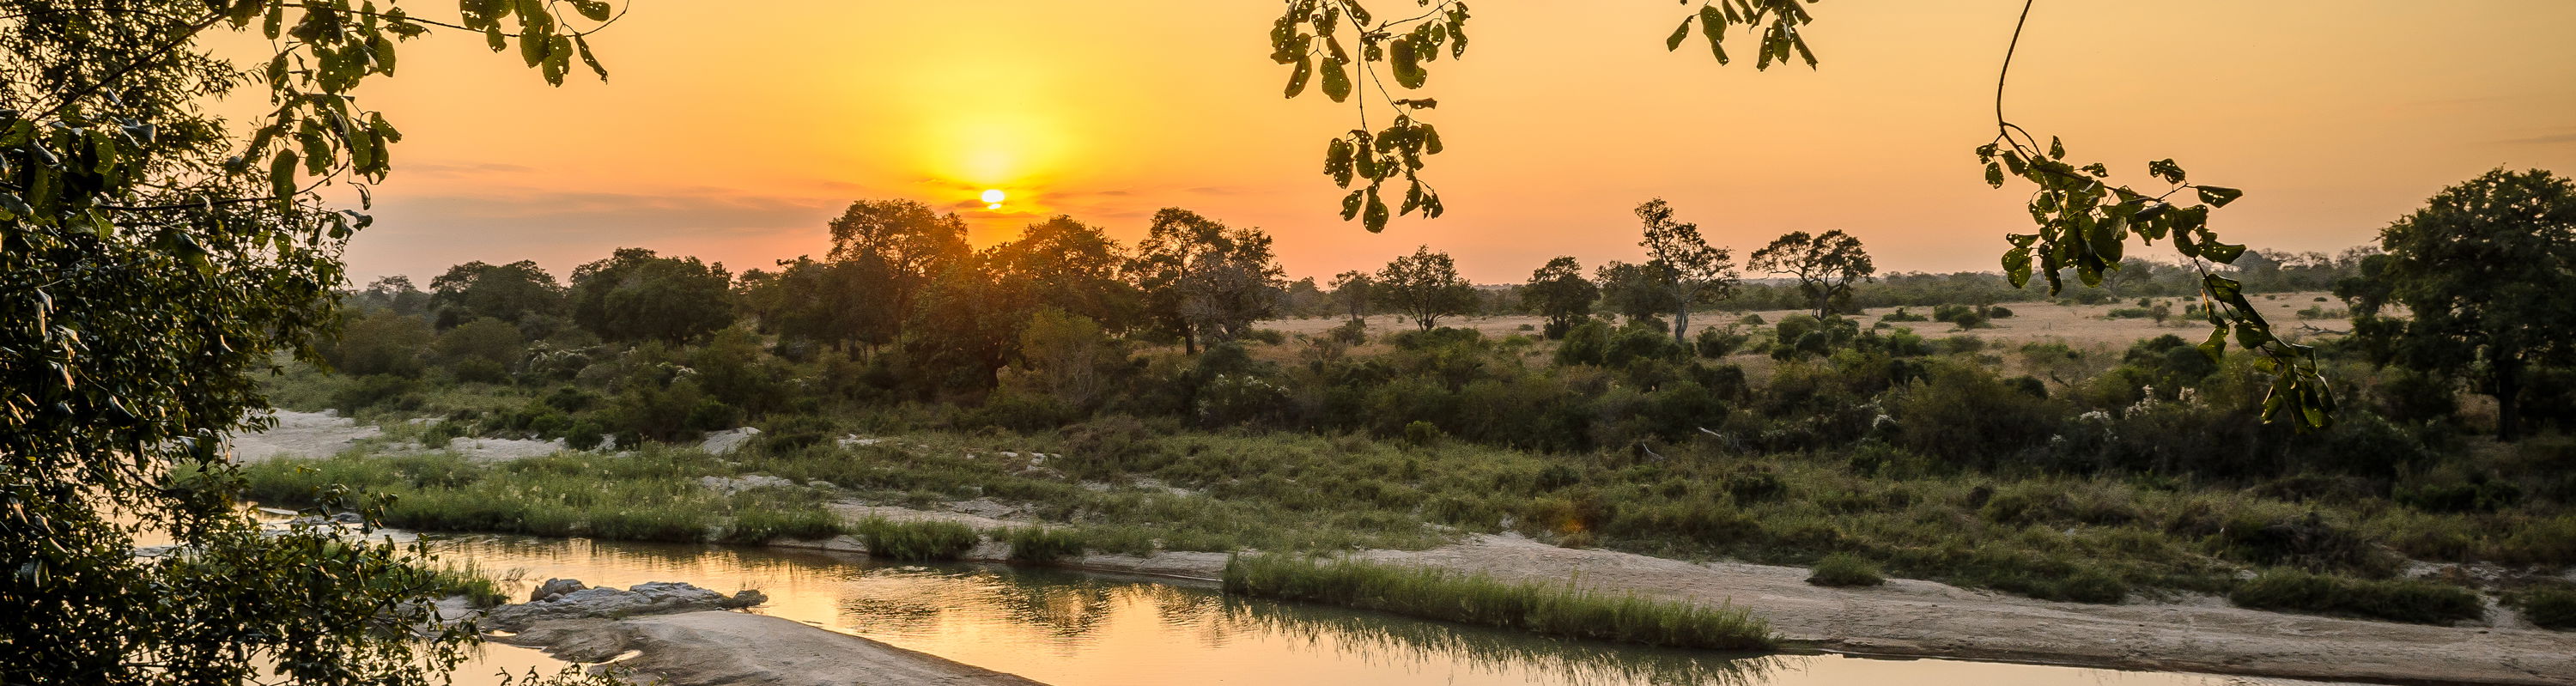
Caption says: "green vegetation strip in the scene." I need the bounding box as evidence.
[1221,555,1775,651]
[2227,568,2482,625]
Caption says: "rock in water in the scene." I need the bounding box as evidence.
[530,578,588,603]
[487,581,767,631]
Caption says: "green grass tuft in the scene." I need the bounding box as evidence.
[1003,526,1086,566]
[2507,584,2576,630]
[1222,554,1773,651]
[2228,568,2483,625]
[1805,553,1885,587]
[851,517,981,561]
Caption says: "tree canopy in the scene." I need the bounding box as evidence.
[1376,244,1479,331]
[1,1,621,683]
[1749,229,1874,320]
[1524,256,1598,339]
[1636,199,1740,343]
[2353,168,2576,440]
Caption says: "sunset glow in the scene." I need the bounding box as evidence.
[313,1,2575,283]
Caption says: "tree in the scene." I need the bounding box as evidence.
[428,259,567,331]
[2357,168,2576,441]
[2,2,619,683]
[568,247,737,343]
[1127,208,1285,353]
[988,215,1140,331]
[1376,245,1479,331]
[1524,256,1599,339]
[827,198,969,322]
[1749,229,1875,320]
[1328,270,1375,325]
[1635,199,1740,343]
[1595,260,1680,328]
[355,275,432,316]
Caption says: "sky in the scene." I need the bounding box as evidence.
[287,1,2576,285]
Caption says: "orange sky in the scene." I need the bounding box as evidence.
[308,1,2576,285]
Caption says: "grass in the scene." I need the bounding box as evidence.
[2506,584,2576,630]
[1805,553,1884,587]
[2227,568,2485,625]
[1222,554,1775,651]
[848,517,981,561]
[422,559,511,608]
[1003,526,1086,565]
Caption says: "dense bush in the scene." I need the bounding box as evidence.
[852,518,981,561]
[2509,585,2576,630]
[1005,526,1087,565]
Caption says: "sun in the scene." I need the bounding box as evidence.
[980,188,1005,209]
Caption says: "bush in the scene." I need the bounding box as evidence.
[1694,325,1748,358]
[1005,527,1086,566]
[1879,308,1929,323]
[2228,568,2482,624]
[1807,553,1885,587]
[331,374,420,416]
[853,518,981,561]
[2509,585,2576,630]
[1984,306,2014,319]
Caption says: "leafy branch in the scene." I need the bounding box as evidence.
[1273,1,1820,233]
[1975,0,2334,429]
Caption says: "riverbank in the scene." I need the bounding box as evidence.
[504,610,1047,686]
[774,507,2576,686]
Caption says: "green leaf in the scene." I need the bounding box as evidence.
[2196,185,2243,208]
[269,149,299,207]
[2201,240,2245,264]
[1390,38,1426,88]
[2002,246,2032,288]
[1285,53,1313,98]
[2048,136,2064,161]
[1321,55,1351,102]
[1984,162,2004,188]
[1364,187,1389,232]
[571,0,612,21]
[1340,189,1364,220]
[574,34,608,82]
[1667,15,1694,51]
[2148,158,2185,185]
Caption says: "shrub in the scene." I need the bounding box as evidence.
[331,374,420,416]
[853,518,981,561]
[1879,308,1929,323]
[562,419,606,451]
[1694,325,1748,358]
[2228,568,2482,624]
[2508,585,2576,630]
[1984,306,2014,319]
[1807,553,1886,587]
[1005,527,1086,566]
[1222,555,1774,651]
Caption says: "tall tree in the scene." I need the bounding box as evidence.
[1327,270,1375,325]
[1,2,619,683]
[2357,168,2576,441]
[1524,256,1599,339]
[988,215,1140,331]
[568,247,737,343]
[826,198,969,339]
[1635,199,1740,343]
[1127,208,1285,353]
[1749,229,1875,320]
[1376,245,1479,331]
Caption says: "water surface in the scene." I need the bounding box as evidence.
[429,534,2350,686]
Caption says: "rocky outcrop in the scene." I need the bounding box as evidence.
[528,578,587,603]
[699,427,762,455]
[484,580,766,631]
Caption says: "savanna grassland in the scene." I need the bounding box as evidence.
[241,221,2576,634]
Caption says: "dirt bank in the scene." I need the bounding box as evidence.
[502,610,1048,686]
[791,505,2575,686]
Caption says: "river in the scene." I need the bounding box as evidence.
[428,533,2350,686]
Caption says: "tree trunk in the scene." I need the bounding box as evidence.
[1182,325,1198,355]
[2496,360,2524,442]
[1672,306,1692,344]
